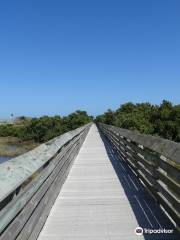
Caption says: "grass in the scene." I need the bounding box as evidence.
[0,137,38,157]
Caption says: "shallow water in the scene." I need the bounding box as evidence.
[0,156,11,164]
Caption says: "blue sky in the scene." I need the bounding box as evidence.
[0,0,179,117]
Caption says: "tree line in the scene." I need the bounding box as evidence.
[0,111,93,143]
[95,100,180,142]
[0,100,179,143]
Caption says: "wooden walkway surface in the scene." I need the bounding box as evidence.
[38,124,178,240]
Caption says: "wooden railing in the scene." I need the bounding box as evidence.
[0,123,91,240]
[98,123,180,229]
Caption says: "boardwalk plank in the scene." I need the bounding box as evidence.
[38,125,178,240]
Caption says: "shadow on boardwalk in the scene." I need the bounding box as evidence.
[98,129,179,240]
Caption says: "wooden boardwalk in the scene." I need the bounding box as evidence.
[38,124,178,240]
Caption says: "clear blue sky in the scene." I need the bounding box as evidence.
[0,0,179,117]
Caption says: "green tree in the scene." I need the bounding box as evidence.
[96,100,180,142]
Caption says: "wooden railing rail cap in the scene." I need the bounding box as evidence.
[0,123,91,203]
[99,123,180,164]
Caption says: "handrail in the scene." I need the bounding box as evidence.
[98,123,180,229]
[98,123,180,164]
[0,123,91,239]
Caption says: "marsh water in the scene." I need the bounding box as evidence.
[0,156,11,164]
